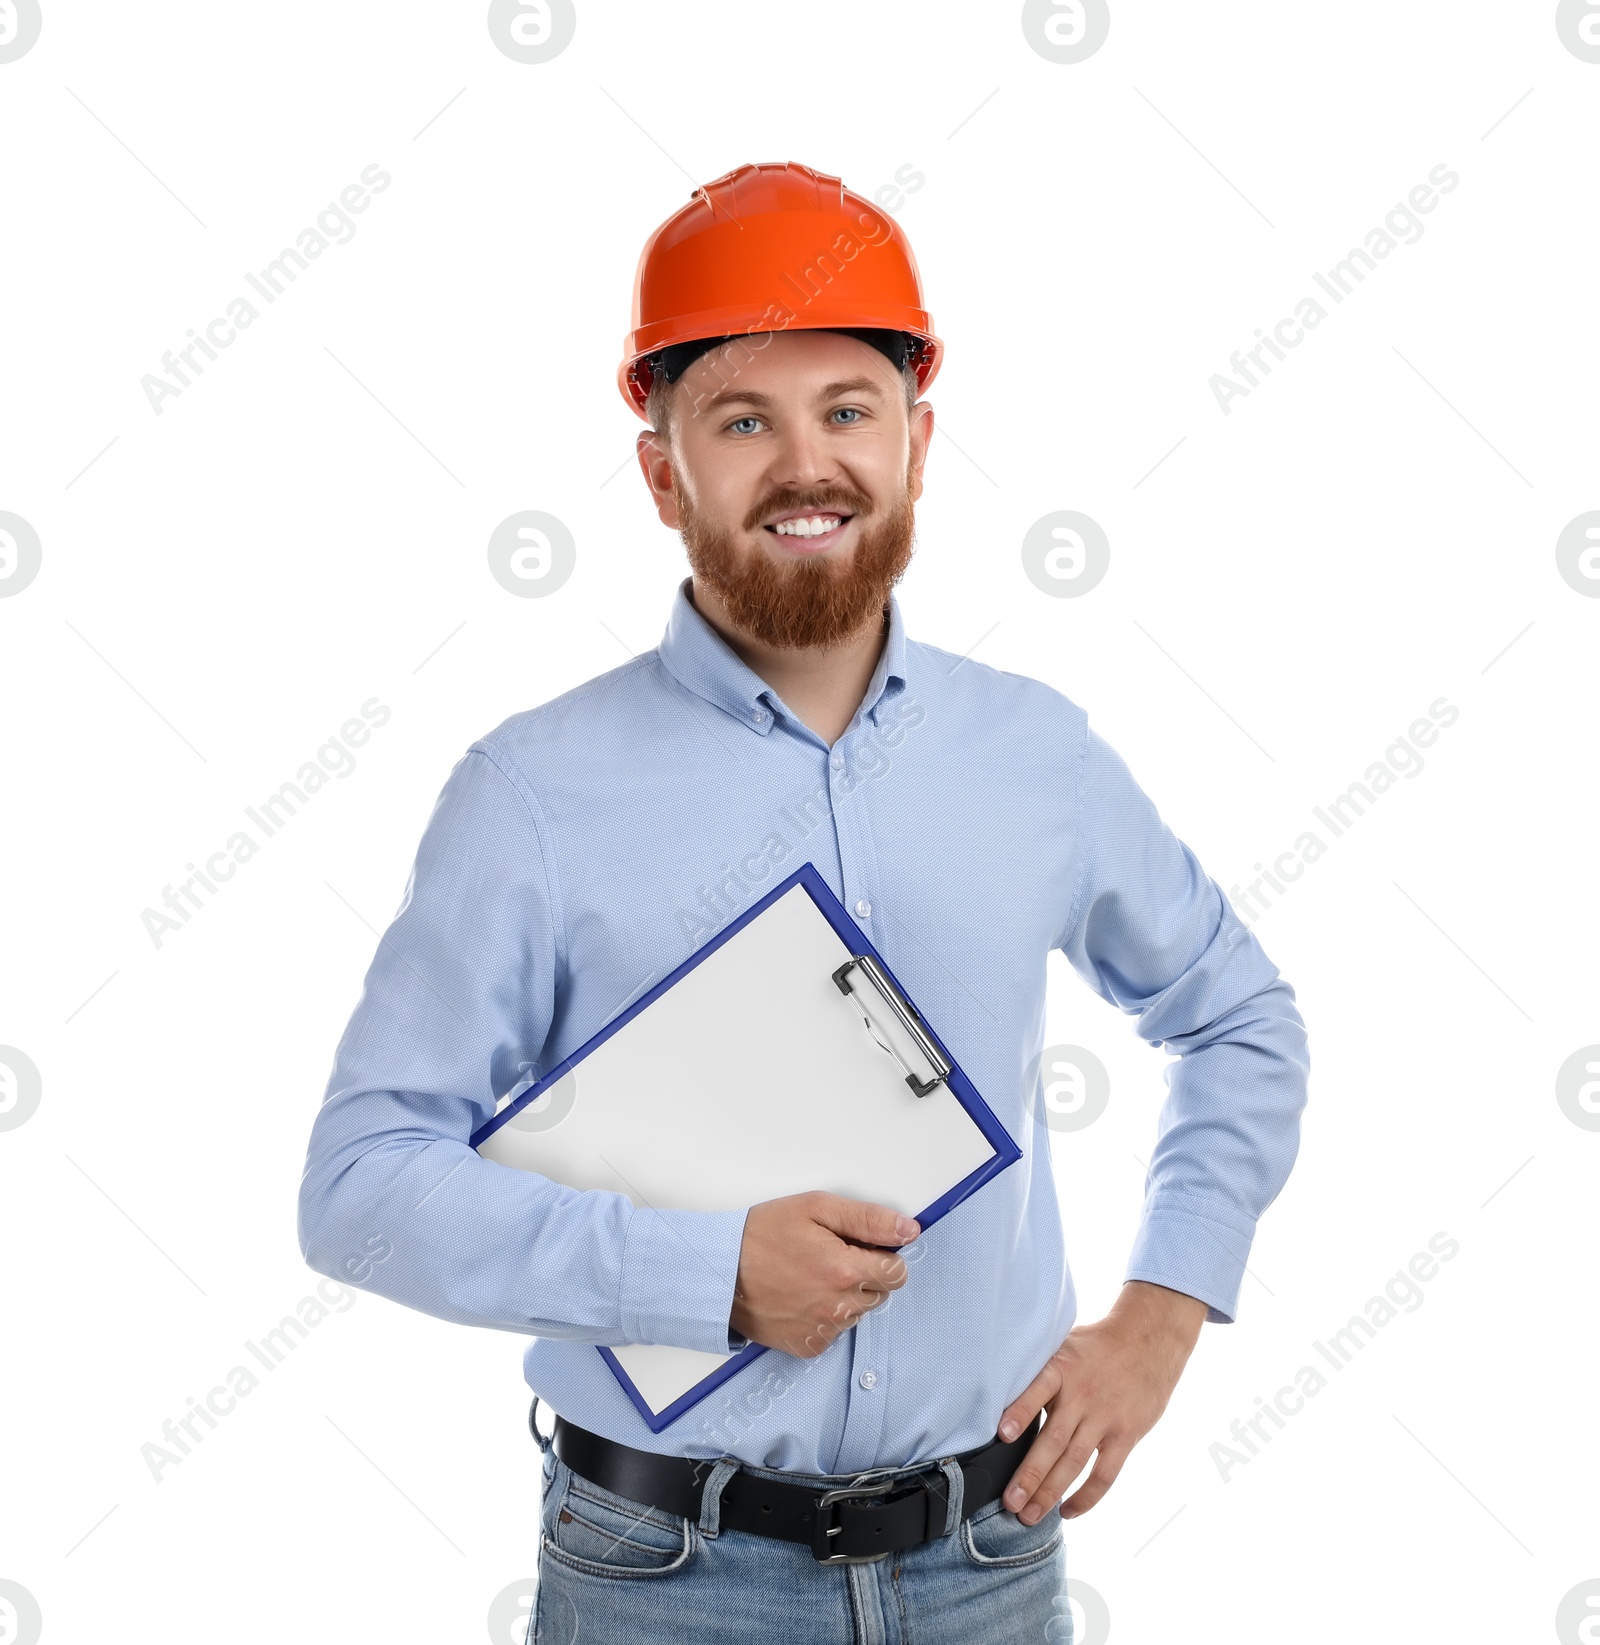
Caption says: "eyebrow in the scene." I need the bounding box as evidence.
[697,376,887,416]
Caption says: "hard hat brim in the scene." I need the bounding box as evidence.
[621,311,942,420]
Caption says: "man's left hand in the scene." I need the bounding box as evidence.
[995,1280,1209,1524]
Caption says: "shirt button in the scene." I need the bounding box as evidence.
[859,1371,878,1390]
[753,708,767,723]
[830,751,844,771]
[854,898,872,919]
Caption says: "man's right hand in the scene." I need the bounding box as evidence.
[728,1190,920,1358]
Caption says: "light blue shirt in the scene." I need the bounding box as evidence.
[297,577,1309,1474]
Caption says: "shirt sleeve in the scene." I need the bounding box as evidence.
[1059,720,1310,1324]
[296,739,749,1356]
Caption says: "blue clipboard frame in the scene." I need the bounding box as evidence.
[471,859,1023,1433]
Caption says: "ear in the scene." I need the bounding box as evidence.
[636,427,681,528]
[907,400,935,505]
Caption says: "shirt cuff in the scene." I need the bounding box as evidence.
[618,1204,750,1355]
[1123,1197,1258,1325]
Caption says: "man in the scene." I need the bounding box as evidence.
[297,161,1309,1642]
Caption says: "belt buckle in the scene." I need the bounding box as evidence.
[810,1478,924,1564]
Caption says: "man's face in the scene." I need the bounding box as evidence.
[636,329,935,649]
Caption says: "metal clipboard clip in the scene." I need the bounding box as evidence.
[832,954,951,1098]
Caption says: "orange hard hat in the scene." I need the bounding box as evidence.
[618,160,943,420]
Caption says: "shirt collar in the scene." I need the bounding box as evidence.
[655,576,909,736]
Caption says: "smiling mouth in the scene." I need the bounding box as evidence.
[764,513,855,547]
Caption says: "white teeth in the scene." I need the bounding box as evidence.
[772,515,843,537]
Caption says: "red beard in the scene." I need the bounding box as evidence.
[673,462,917,650]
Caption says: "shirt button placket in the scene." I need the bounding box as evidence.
[835,1299,888,1465]
[825,730,891,1469]
[830,742,870,930]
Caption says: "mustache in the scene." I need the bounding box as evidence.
[743,490,872,531]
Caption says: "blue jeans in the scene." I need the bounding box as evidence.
[527,1411,1072,1644]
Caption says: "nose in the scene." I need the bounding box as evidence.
[766,419,841,493]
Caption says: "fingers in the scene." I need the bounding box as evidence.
[791,1289,880,1358]
[997,1353,1065,1442]
[832,1235,911,1306]
[811,1190,920,1251]
[864,1249,910,1291]
[791,1318,846,1358]
[739,1192,923,1359]
[786,1263,900,1358]
[774,1193,921,1360]
[1024,1426,1101,1523]
[1060,1434,1133,1519]
[1003,1414,1099,1524]
[827,1242,905,1299]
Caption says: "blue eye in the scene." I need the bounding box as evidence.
[728,416,761,435]
[831,407,862,424]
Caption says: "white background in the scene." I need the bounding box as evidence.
[2,2,1596,1641]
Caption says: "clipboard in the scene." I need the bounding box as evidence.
[471,860,1021,1432]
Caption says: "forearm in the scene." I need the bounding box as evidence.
[1126,970,1310,1321]
[297,1085,747,1353]
[297,742,748,1356]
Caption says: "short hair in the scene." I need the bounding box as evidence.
[646,337,920,445]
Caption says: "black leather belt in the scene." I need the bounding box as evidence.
[544,1407,1041,1565]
